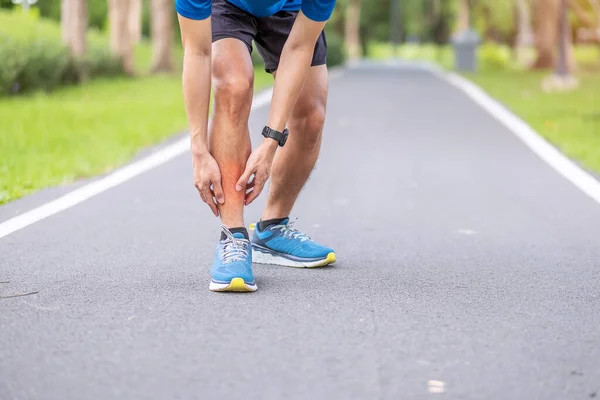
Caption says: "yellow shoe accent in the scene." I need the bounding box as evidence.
[227,278,253,292]
[210,277,256,292]
[249,223,256,231]
[310,252,336,268]
[326,252,336,264]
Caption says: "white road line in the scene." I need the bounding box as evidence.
[427,64,600,206]
[0,87,274,240]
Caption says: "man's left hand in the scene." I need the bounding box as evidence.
[236,140,278,205]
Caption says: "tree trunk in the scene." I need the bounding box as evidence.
[456,0,470,32]
[71,0,88,58]
[61,0,71,44]
[150,0,175,73]
[61,0,87,57]
[344,0,361,61]
[129,0,142,46]
[61,0,88,80]
[516,0,535,47]
[562,6,577,73]
[532,0,561,69]
[515,0,535,65]
[108,0,135,75]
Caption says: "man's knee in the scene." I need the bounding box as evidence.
[294,103,326,149]
[212,63,254,112]
[306,105,326,136]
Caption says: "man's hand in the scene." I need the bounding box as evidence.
[193,153,225,216]
[236,140,278,205]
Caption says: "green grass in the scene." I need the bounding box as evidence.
[368,42,600,175]
[368,42,454,69]
[0,42,272,204]
[466,70,600,174]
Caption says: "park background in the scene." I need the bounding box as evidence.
[0,0,598,205]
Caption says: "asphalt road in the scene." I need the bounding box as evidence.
[1,64,600,400]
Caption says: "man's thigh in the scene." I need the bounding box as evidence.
[288,65,329,120]
[255,11,328,74]
[211,0,256,109]
[211,0,257,53]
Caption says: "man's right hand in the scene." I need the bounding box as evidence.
[193,153,225,217]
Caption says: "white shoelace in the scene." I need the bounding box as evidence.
[219,225,249,263]
[275,219,311,242]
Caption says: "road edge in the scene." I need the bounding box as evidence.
[0,66,348,240]
[424,63,600,207]
[0,88,270,240]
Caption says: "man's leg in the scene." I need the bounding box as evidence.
[261,65,328,220]
[208,38,258,292]
[209,38,255,228]
[248,16,333,267]
[250,65,334,268]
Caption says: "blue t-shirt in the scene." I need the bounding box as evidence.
[176,0,335,22]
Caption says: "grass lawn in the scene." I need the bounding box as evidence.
[0,43,273,204]
[466,70,600,175]
[368,42,600,175]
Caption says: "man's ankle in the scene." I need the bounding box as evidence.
[258,217,288,231]
[220,227,249,240]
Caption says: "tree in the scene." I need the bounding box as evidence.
[471,0,516,43]
[532,0,561,68]
[150,0,175,73]
[61,0,71,44]
[108,0,135,75]
[538,0,579,91]
[345,0,361,60]
[61,0,88,79]
[569,0,600,48]
[531,0,577,71]
[456,0,471,32]
[514,0,535,65]
[129,0,142,46]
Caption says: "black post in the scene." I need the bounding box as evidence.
[556,0,569,77]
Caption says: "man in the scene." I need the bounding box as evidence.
[176,0,337,293]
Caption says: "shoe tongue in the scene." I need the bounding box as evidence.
[281,218,290,225]
[232,232,246,239]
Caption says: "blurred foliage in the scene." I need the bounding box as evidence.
[1,0,109,30]
[369,41,600,73]
[472,0,516,43]
[478,42,512,70]
[329,0,458,56]
[0,9,121,96]
[1,0,181,41]
[325,29,347,67]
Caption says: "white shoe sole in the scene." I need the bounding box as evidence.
[209,277,257,292]
[252,250,336,268]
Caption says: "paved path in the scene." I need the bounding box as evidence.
[2,64,600,400]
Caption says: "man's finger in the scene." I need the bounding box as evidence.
[244,179,266,206]
[212,176,225,204]
[236,166,254,192]
[197,185,207,203]
[200,187,219,217]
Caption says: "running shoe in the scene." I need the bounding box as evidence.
[209,225,257,292]
[250,218,336,268]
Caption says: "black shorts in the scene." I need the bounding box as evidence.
[211,0,328,74]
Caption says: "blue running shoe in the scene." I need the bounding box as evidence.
[209,225,257,292]
[250,218,336,268]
